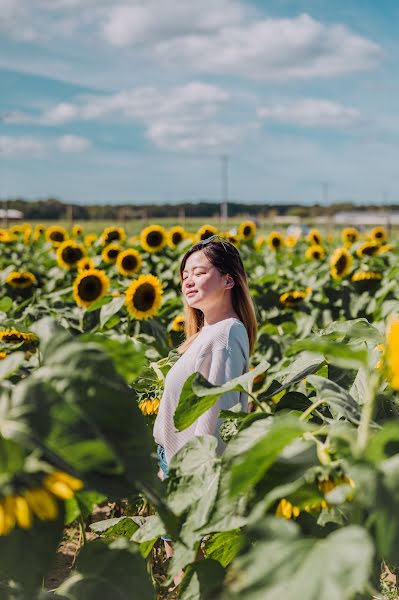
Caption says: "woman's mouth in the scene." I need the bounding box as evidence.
[186,290,197,298]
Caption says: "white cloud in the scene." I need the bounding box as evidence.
[146,121,245,151]
[102,0,250,46]
[57,134,91,152]
[0,136,45,157]
[155,13,382,80]
[31,82,230,125]
[257,98,361,128]
[12,82,238,151]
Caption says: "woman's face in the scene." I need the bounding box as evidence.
[181,250,231,311]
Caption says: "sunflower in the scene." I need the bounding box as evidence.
[279,289,311,307]
[330,248,353,279]
[254,235,267,251]
[275,498,301,519]
[138,398,160,416]
[238,221,256,240]
[223,232,239,246]
[285,234,298,248]
[351,271,382,282]
[72,268,109,308]
[77,257,95,271]
[386,317,399,390]
[378,244,394,254]
[6,271,37,289]
[10,224,27,235]
[168,226,186,249]
[33,224,45,242]
[140,225,168,253]
[101,243,122,263]
[46,226,68,247]
[267,231,284,251]
[56,240,85,270]
[305,244,325,260]
[171,314,185,332]
[23,226,32,245]
[0,352,6,359]
[370,226,387,245]
[116,248,142,276]
[356,241,380,258]
[351,271,382,292]
[84,233,97,247]
[0,329,37,344]
[342,227,359,245]
[0,229,16,243]
[197,224,218,242]
[71,224,84,237]
[306,228,322,246]
[101,226,126,245]
[125,274,163,320]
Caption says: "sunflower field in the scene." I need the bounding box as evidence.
[1,220,399,599]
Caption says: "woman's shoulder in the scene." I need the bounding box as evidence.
[199,318,249,352]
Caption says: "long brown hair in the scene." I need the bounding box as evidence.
[177,239,258,354]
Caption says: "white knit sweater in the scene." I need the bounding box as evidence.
[153,317,250,463]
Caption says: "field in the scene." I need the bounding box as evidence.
[1,219,399,599]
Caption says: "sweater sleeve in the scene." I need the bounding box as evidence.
[193,342,248,449]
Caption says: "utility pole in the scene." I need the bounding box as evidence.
[220,154,229,228]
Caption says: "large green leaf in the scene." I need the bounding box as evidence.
[174,361,269,431]
[306,375,363,425]
[202,529,242,567]
[223,519,374,600]
[55,539,152,600]
[178,559,225,600]
[0,506,65,599]
[286,338,368,369]
[229,415,308,496]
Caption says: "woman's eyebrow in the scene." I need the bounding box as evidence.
[182,265,208,273]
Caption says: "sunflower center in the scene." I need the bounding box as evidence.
[107,248,120,260]
[172,232,183,245]
[375,231,383,238]
[50,232,65,242]
[243,226,251,236]
[313,251,321,259]
[2,333,22,342]
[146,231,163,247]
[62,246,84,264]
[272,237,281,247]
[335,254,348,275]
[77,275,103,301]
[133,283,156,311]
[106,230,120,242]
[122,255,138,271]
[363,245,378,256]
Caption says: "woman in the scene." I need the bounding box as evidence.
[153,235,257,586]
[154,234,257,476]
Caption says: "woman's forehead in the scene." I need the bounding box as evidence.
[183,250,211,270]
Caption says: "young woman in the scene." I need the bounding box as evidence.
[154,235,257,476]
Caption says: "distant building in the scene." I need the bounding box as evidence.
[333,211,399,226]
[0,208,23,220]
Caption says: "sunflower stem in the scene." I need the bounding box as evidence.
[356,371,379,456]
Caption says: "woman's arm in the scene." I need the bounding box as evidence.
[193,344,247,442]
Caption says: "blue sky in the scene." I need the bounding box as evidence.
[1,0,398,205]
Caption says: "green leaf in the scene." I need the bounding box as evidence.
[174,361,269,431]
[0,506,65,597]
[0,352,25,381]
[286,338,368,369]
[99,296,125,329]
[260,353,325,400]
[0,297,13,313]
[229,415,308,496]
[202,530,242,567]
[56,539,152,600]
[89,516,141,538]
[179,559,225,600]
[223,520,374,600]
[306,375,363,425]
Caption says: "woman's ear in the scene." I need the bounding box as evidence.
[225,275,234,289]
